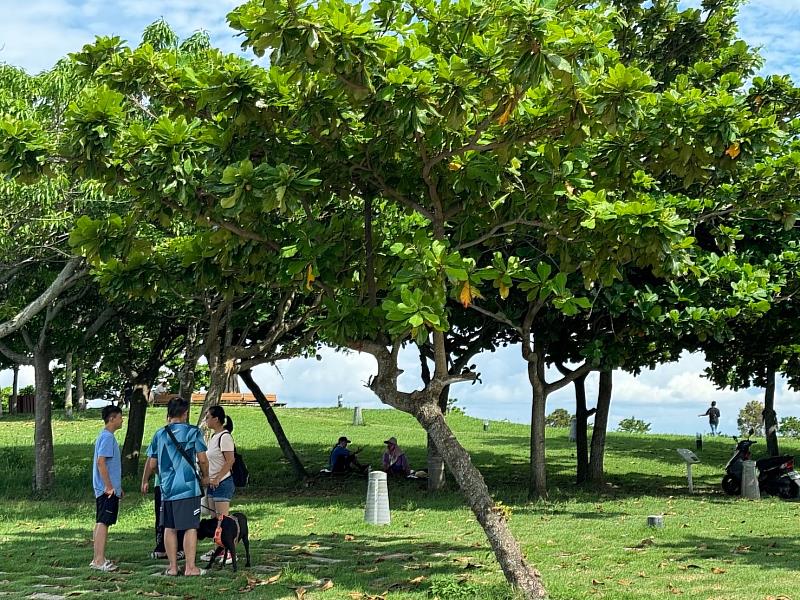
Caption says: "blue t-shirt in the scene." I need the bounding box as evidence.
[93,428,122,498]
[146,423,207,501]
[330,445,351,469]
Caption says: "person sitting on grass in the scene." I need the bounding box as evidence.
[329,436,368,474]
[382,437,411,477]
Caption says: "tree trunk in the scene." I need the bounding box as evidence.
[76,362,85,411]
[427,384,450,491]
[240,369,308,479]
[121,383,149,478]
[178,322,201,402]
[33,348,55,492]
[527,345,548,500]
[415,402,547,598]
[64,352,73,419]
[574,373,589,485]
[224,370,240,393]
[10,364,19,414]
[589,370,613,484]
[764,365,779,457]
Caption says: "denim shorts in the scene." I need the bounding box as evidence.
[207,476,235,502]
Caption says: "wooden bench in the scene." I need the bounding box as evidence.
[153,392,282,407]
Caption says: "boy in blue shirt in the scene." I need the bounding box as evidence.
[91,404,124,572]
[329,436,367,473]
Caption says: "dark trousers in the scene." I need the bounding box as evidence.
[153,485,184,552]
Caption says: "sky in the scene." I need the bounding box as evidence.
[2,0,800,434]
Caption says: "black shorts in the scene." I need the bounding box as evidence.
[161,497,201,531]
[95,493,119,526]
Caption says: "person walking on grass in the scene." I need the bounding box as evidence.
[699,401,721,435]
[91,404,124,572]
[199,405,237,562]
[141,397,208,577]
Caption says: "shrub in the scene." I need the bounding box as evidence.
[545,408,572,428]
[780,416,800,438]
[617,416,651,434]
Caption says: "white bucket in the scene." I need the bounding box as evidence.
[364,470,390,525]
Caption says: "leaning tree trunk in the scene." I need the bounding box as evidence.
[33,348,55,492]
[10,364,19,414]
[64,352,73,419]
[526,345,549,500]
[76,362,85,411]
[764,366,779,457]
[574,373,590,485]
[240,369,308,479]
[415,401,547,598]
[589,370,613,484]
[121,383,149,477]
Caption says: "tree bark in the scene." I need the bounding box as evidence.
[33,347,55,492]
[121,383,149,477]
[11,364,19,414]
[573,373,590,485]
[763,365,779,457]
[64,352,73,419]
[224,370,240,393]
[240,369,308,479]
[527,342,548,500]
[76,362,85,411]
[178,322,202,402]
[415,402,547,598]
[427,385,450,491]
[589,370,613,484]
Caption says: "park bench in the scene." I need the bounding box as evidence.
[153,392,283,407]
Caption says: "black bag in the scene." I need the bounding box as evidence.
[221,431,249,488]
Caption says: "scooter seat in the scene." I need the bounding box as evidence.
[756,455,793,471]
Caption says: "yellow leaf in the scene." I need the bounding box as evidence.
[711,567,726,574]
[306,265,315,290]
[459,282,473,308]
[497,101,514,125]
[725,142,741,159]
[448,162,462,171]
[499,282,510,300]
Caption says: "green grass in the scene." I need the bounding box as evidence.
[1,407,799,599]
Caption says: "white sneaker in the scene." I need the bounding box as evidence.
[200,549,218,562]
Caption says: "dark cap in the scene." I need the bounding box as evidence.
[384,436,398,446]
[338,436,351,444]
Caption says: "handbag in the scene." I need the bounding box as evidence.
[164,424,205,497]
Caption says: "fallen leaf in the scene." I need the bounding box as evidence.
[344,535,355,541]
[732,545,751,554]
[617,579,632,586]
[408,576,426,585]
[591,579,604,586]
[711,567,726,574]
[375,553,412,563]
[668,583,683,594]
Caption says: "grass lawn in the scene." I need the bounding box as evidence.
[1,407,798,600]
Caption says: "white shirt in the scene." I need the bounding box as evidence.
[207,430,235,481]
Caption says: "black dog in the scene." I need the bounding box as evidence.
[197,512,251,572]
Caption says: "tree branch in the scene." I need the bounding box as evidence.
[0,257,86,340]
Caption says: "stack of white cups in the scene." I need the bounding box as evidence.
[364,470,390,525]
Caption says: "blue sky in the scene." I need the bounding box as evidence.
[2,0,800,434]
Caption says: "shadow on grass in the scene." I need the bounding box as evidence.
[0,525,507,599]
[654,533,800,573]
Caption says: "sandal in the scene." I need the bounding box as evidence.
[89,560,118,572]
[176,551,185,560]
[150,551,167,559]
[163,568,179,577]
[184,568,206,577]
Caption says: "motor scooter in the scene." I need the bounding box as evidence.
[721,430,800,499]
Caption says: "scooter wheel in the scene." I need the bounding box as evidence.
[722,474,740,495]
[777,479,797,500]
